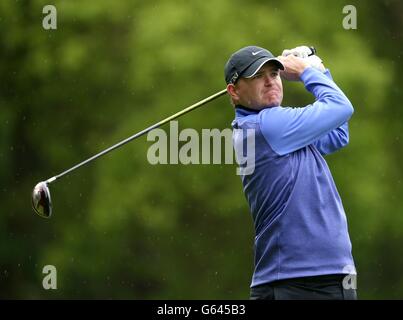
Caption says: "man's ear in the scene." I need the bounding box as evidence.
[226,83,239,101]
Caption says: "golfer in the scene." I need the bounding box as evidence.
[225,45,357,300]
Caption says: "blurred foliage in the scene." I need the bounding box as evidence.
[0,0,402,299]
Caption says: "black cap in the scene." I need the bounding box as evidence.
[224,46,285,84]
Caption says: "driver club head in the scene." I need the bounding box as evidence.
[32,181,52,218]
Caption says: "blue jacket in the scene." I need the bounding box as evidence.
[231,67,356,287]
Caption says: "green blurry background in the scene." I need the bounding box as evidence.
[1,0,402,299]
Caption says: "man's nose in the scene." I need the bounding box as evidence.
[264,74,273,86]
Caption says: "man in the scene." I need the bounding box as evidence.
[225,45,357,300]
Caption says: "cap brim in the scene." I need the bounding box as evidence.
[243,58,285,78]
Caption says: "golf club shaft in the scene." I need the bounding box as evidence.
[45,89,227,184]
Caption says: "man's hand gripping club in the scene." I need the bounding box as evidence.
[278,45,325,81]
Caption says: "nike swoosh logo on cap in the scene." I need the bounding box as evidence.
[252,50,264,55]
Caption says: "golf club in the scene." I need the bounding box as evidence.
[32,89,227,218]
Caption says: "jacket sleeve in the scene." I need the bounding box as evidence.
[260,67,354,156]
[312,70,351,155]
[313,121,349,155]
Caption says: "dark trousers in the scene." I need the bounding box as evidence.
[250,274,357,300]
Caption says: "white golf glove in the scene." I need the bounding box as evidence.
[282,46,325,72]
[282,45,314,58]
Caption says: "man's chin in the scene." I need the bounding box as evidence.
[263,95,282,107]
[248,99,281,110]
[266,100,281,108]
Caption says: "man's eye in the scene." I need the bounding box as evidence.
[272,73,279,77]
[253,74,263,79]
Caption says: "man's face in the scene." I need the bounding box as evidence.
[228,63,283,110]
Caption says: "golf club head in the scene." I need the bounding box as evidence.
[32,181,52,218]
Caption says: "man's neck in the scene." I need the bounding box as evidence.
[235,105,260,113]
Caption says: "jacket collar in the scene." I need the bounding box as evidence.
[234,105,259,118]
